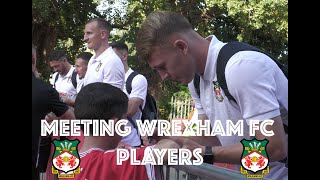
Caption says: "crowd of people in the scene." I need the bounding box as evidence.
[32,10,288,180]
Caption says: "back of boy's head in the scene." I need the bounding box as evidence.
[75,82,128,121]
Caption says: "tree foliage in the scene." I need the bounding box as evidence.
[32,0,100,79]
[116,0,288,118]
[207,0,288,63]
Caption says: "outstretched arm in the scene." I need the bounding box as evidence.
[152,139,180,164]
[183,116,287,164]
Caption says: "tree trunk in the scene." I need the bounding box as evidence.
[32,22,57,81]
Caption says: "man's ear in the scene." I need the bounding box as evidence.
[101,30,109,40]
[174,40,188,54]
[123,52,129,61]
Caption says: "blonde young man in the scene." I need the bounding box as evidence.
[136,11,288,180]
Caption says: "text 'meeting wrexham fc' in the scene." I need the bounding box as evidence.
[41,119,275,137]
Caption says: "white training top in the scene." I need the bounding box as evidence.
[52,66,78,100]
[188,35,288,180]
[82,47,125,89]
[76,77,84,94]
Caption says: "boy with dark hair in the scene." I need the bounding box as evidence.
[67,82,180,180]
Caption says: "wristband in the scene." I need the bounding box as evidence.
[203,146,214,164]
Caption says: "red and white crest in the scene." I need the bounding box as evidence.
[240,139,270,178]
[52,151,80,173]
[241,151,268,172]
[52,139,81,178]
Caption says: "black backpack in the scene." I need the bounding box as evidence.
[53,70,77,89]
[126,71,159,125]
[193,41,288,133]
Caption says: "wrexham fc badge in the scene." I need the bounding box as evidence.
[240,138,270,178]
[212,81,224,102]
[52,139,81,178]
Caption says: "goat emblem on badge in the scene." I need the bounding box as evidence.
[213,81,224,102]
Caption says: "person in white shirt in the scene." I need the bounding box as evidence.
[136,11,288,180]
[111,41,148,147]
[74,52,92,93]
[82,18,125,89]
[59,52,93,107]
[48,50,78,104]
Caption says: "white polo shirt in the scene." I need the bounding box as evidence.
[52,66,78,100]
[121,68,148,147]
[188,35,288,179]
[76,78,84,93]
[82,47,125,89]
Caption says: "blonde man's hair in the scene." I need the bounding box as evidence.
[136,11,192,62]
[86,18,111,33]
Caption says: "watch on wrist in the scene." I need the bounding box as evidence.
[203,146,214,164]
